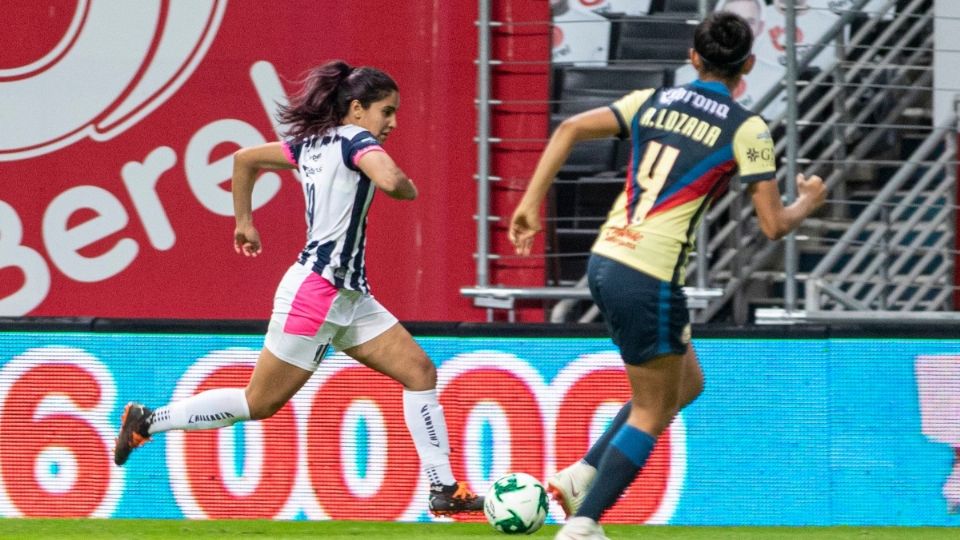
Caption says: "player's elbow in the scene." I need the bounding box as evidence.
[394,186,417,200]
[378,174,417,200]
[760,221,789,241]
[756,212,789,240]
[556,117,588,142]
[557,117,577,133]
[232,148,255,170]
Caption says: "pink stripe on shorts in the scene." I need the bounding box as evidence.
[284,272,337,336]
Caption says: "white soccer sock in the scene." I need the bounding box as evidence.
[403,388,456,486]
[148,388,251,434]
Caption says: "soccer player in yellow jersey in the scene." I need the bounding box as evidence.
[509,12,826,540]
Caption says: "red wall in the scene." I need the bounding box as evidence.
[488,1,552,321]
[0,0,549,321]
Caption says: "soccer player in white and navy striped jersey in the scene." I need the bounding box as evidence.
[114,60,483,516]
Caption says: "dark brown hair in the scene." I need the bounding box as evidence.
[693,12,754,78]
[277,60,398,140]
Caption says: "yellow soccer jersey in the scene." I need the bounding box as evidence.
[592,79,777,284]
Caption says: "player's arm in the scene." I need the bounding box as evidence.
[749,175,826,240]
[509,106,622,255]
[510,89,652,255]
[231,142,296,256]
[734,117,826,240]
[356,150,418,200]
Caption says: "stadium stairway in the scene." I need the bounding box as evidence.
[545,0,952,322]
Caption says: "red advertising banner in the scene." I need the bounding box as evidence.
[0,332,684,522]
[0,1,548,321]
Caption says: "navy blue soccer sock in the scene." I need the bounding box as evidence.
[583,401,631,468]
[576,423,655,521]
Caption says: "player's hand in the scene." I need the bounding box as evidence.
[796,173,827,211]
[234,223,262,257]
[509,204,542,256]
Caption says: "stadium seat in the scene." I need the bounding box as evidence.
[554,175,626,282]
[553,65,671,114]
[550,113,618,177]
[609,15,696,63]
[549,65,667,177]
[558,65,671,94]
[650,0,701,15]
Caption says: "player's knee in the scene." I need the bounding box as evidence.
[245,391,286,420]
[248,401,283,420]
[687,372,704,403]
[680,356,705,408]
[407,353,437,391]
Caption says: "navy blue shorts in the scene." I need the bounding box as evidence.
[587,254,690,365]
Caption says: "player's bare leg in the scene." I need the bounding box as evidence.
[556,352,687,539]
[345,323,483,515]
[114,347,310,466]
[243,348,314,420]
[550,344,703,518]
[343,323,435,390]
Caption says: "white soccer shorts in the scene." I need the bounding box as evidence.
[265,263,398,371]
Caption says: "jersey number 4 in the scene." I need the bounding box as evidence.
[630,141,680,225]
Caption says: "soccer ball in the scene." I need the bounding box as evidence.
[483,472,549,535]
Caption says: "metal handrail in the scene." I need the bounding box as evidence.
[753,0,887,114]
[470,0,949,323]
[807,121,953,282]
[806,120,956,311]
[699,0,934,321]
[847,150,954,305]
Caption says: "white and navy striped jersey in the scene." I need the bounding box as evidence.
[282,124,384,293]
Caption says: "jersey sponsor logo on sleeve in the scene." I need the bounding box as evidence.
[746,147,774,163]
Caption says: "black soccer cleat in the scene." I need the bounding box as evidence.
[114,402,152,466]
[428,481,485,516]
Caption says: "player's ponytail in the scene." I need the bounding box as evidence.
[278,60,398,140]
[693,12,754,79]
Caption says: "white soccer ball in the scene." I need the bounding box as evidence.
[483,472,549,535]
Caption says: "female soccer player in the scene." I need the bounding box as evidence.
[114,60,483,516]
[509,12,826,539]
